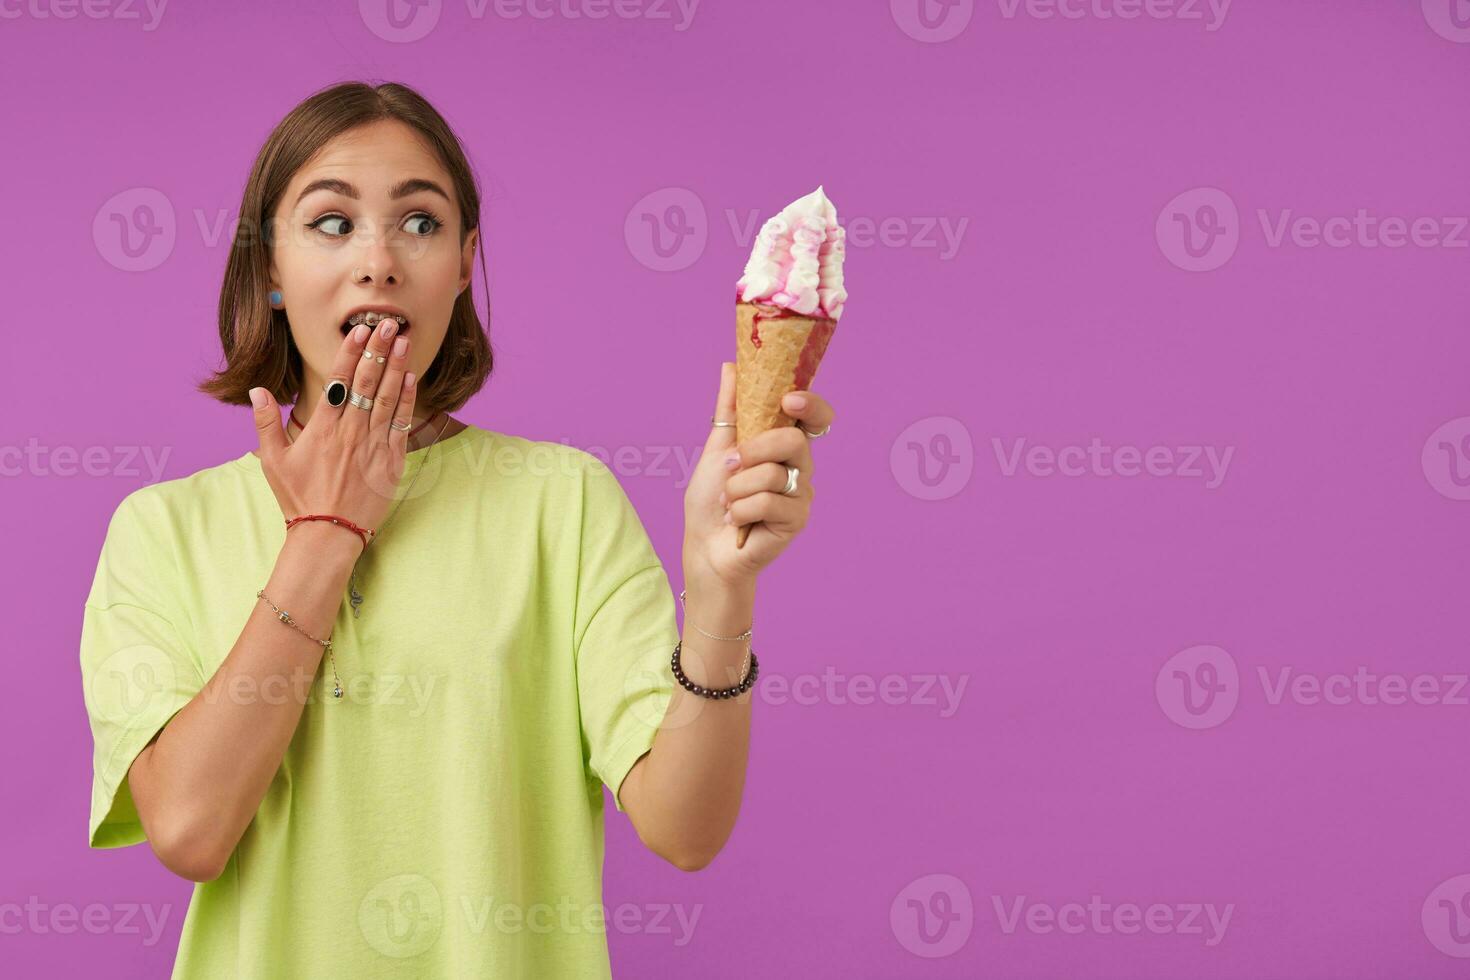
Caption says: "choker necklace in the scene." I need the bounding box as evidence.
[289,407,439,441]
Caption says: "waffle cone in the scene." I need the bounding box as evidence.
[733,301,838,547]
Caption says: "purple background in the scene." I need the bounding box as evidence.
[6,0,1470,976]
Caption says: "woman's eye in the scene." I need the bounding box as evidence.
[405,213,443,236]
[308,212,442,239]
[309,215,351,237]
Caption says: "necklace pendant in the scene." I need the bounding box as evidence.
[332,683,343,699]
[349,585,364,617]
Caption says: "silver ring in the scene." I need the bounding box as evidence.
[798,421,830,439]
[710,416,736,428]
[780,465,800,496]
[347,389,374,411]
[389,418,412,431]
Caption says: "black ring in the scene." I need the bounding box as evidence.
[324,379,348,408]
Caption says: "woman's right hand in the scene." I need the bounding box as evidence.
[248,319,418,553]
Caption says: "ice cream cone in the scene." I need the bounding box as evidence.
[734,301,837,548]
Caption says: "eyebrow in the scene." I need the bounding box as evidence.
[294,177,452,207]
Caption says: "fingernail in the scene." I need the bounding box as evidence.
[784,394,807,411]
[379,319,397,339]
[724,511,733,524]
[393,336,407,357]
[724,452,740,470]
[404,372,416,389]
[354,324,370,342]
[249,387,266,408]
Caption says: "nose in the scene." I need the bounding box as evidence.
[353,222,402,285]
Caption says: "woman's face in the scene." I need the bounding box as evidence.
[267,118,477,404]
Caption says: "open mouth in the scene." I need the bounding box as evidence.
[341,311,411,336]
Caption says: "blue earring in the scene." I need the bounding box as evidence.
[269,290,283,307]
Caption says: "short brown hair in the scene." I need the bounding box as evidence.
[197,80,493,412]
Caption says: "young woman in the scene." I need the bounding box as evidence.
[79,80,836,978]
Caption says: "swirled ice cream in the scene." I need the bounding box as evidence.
[735,186,847,321]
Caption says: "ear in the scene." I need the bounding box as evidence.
[459,227,479,292]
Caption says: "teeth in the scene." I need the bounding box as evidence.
[346,311,409,328]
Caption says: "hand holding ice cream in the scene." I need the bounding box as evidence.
[680,186,847,582]
[730,187,846,548]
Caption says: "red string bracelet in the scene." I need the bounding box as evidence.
[284,514,376,551]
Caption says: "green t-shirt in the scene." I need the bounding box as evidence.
[80,424,682,978]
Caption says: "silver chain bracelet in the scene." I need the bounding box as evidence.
[677,588,753,642]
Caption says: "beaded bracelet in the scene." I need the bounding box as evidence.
[284,513,376,551]
[671,642,759,700]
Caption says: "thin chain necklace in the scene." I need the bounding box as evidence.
[285,409,451,617]
[347,412,451,618]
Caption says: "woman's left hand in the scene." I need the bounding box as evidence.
[683,362,835,588]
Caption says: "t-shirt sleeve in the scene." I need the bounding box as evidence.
[80,489,205,849]
[571,454,681,814]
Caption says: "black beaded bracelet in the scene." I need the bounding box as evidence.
[671,642,759,699]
